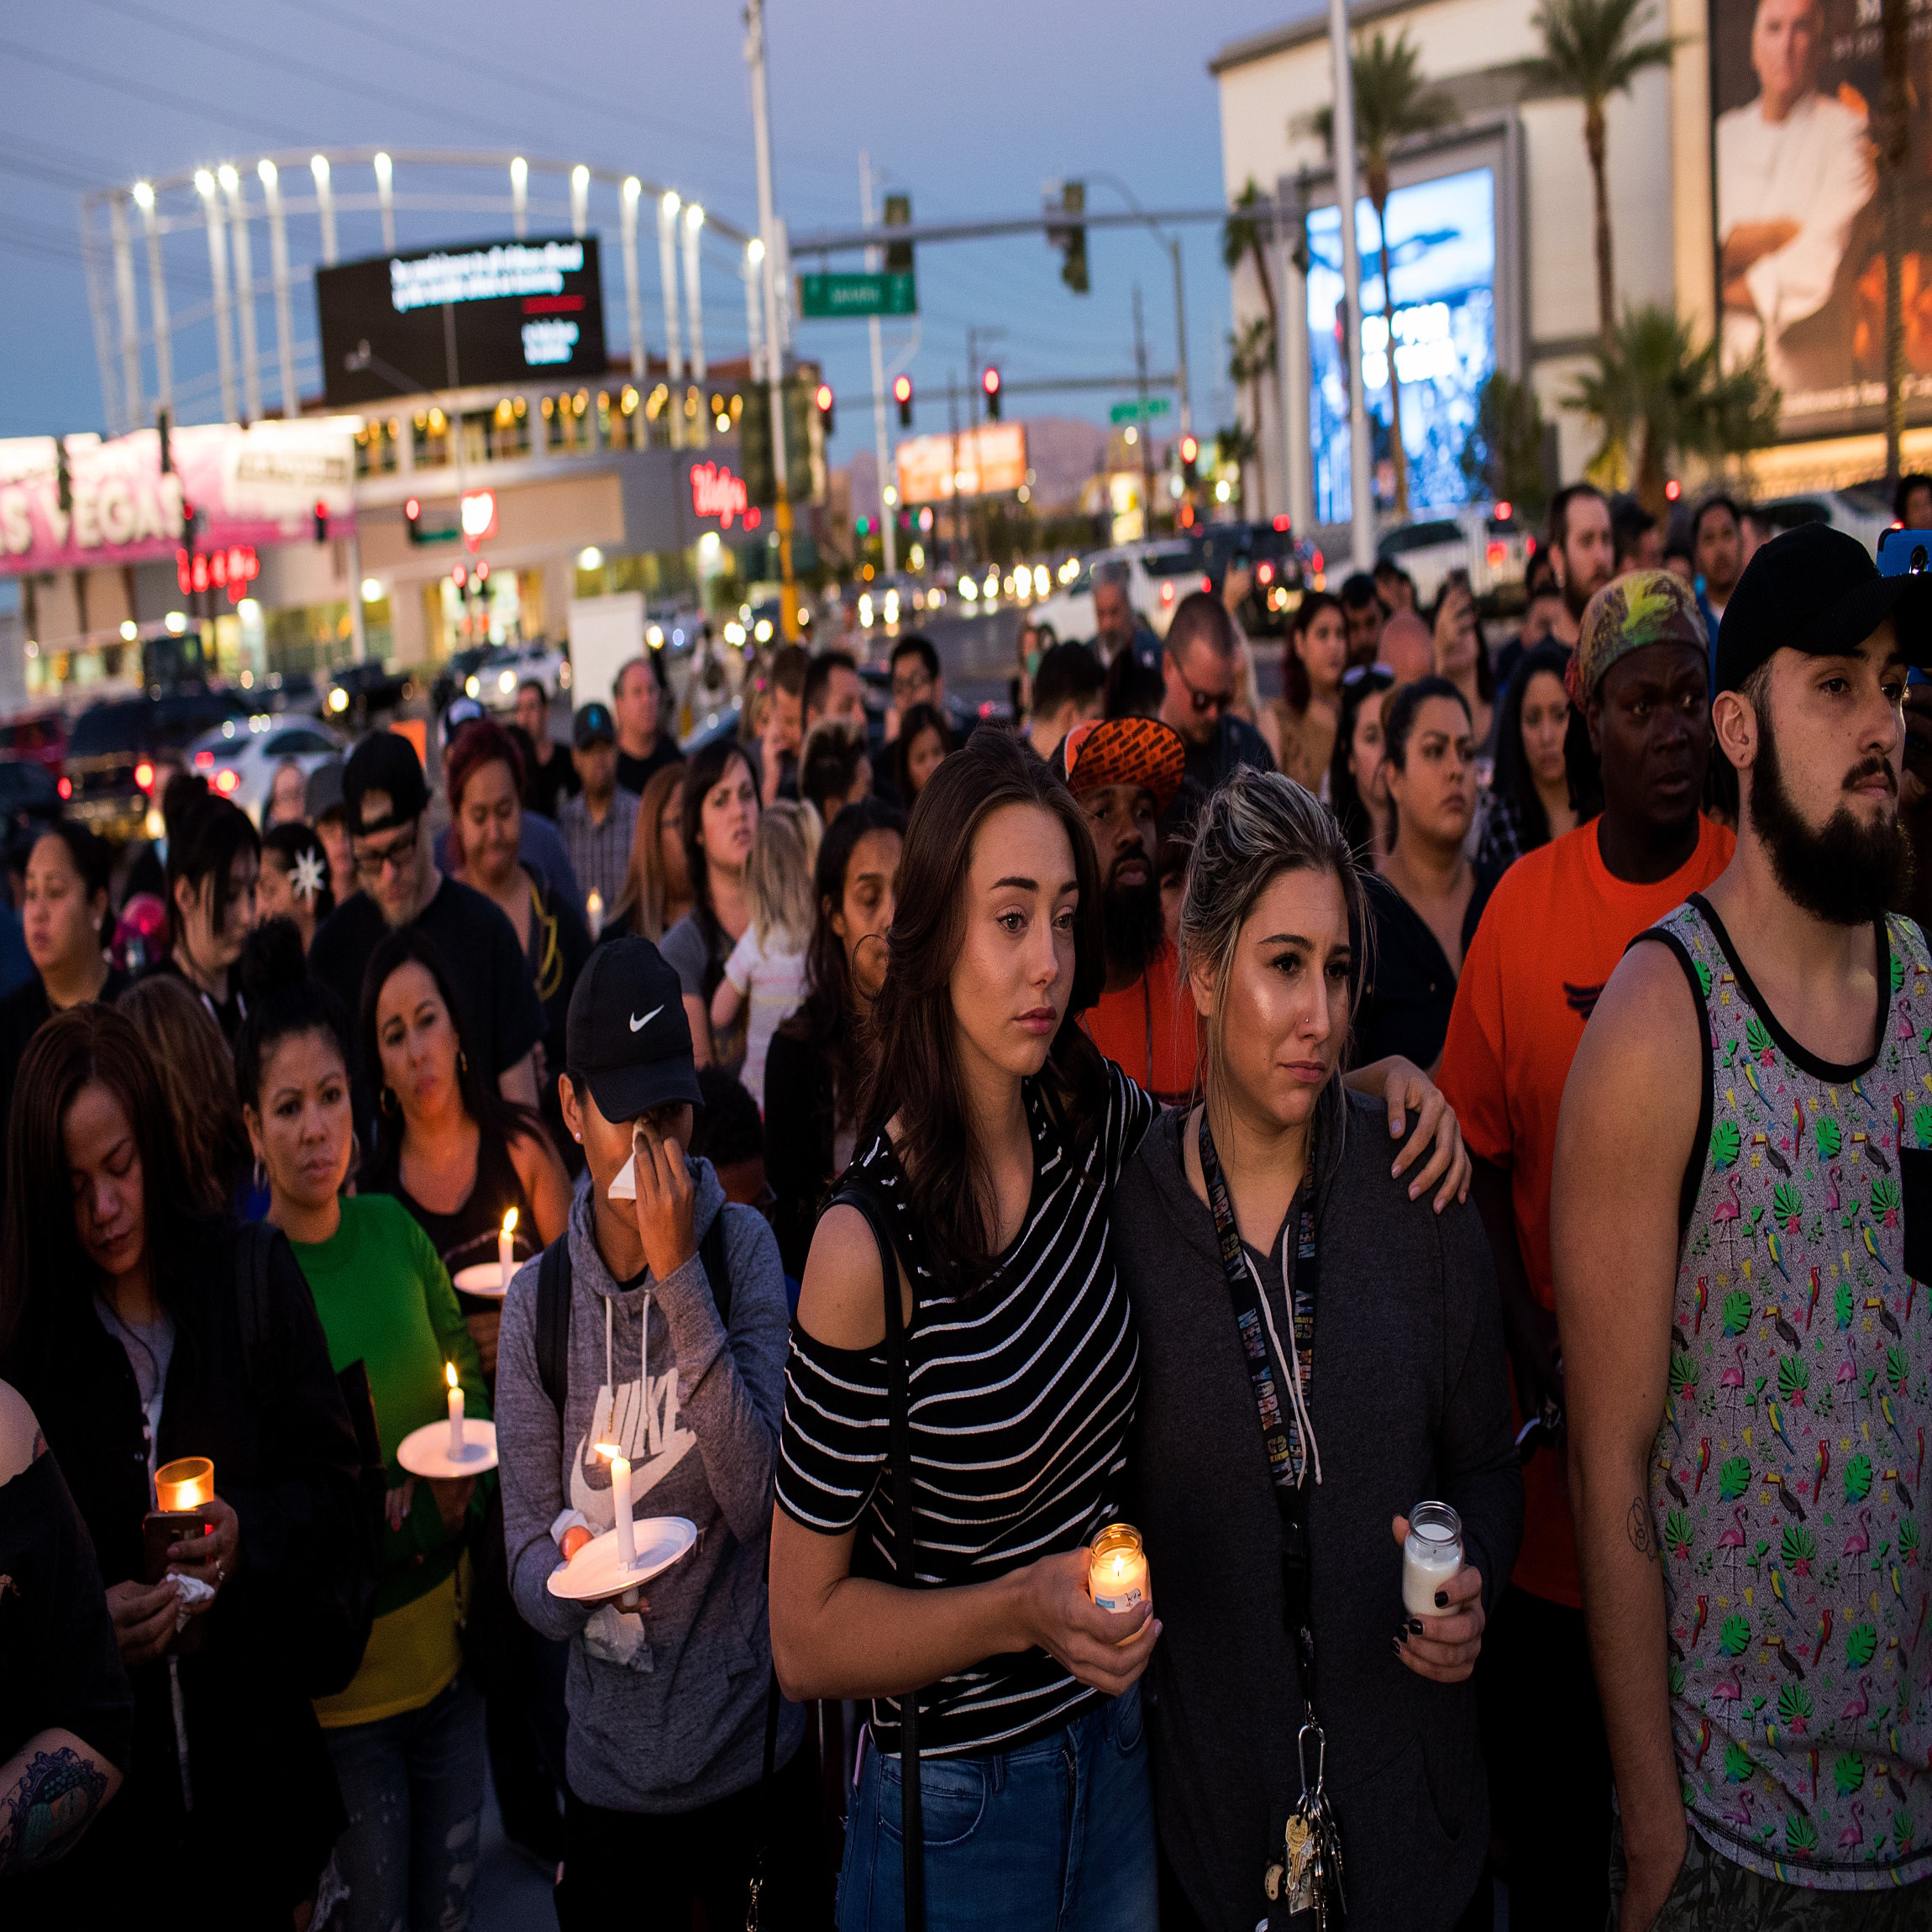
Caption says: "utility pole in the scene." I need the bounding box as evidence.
[947,371,963,566]
[744,0,800,641]
[861,152,898,579]
[1168,237,1191,437]
[1327,0,1376,568]
[1132,286,1155,540]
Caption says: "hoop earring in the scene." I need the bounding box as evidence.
[253,1158,267,1193]
[459,1049,469,1076]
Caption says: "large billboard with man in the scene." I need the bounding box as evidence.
[1710,0,1932,438]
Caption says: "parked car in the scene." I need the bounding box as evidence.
[324,659,416,722]
[1751,490,1891,559]
[0,706,69,779]
[1194,518,1324,637]
[0,756,61,849]
[1377,503,1530,608]
[1027,539,1212,647]
[245,670,323,717]
[465,639,573,711]
[186,716,345,827]
[62,688,256,843]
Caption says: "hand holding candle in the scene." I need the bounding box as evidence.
[1392,1507,1487,1683]
[598,1442,638,1570]
[1089,1521,1151,1635]
[155,1456,213,1515]
[445,1361,465,1458]
[498,1205,518,1289]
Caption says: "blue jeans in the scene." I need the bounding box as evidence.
[837,1684,1156,1932]
[323,1672,487,1932]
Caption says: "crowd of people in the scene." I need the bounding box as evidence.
[3,469,1931,1932]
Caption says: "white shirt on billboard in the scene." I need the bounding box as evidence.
[1716,88,1872,365]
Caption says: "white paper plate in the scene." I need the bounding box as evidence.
[396,1417,498,1479]
[545,1515,697,1603]
[452,1262,515,1300]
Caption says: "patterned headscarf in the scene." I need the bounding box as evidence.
[1567,569,1709,706]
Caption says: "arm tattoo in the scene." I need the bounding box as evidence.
[1627,1496,1660,1561]
[0,1746,110,1875]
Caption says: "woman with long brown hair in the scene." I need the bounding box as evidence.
[769,728,1160,1932]
[659,738,759,1069]
[606,762,692,943]
[0,1004,363,1924]
[1263,591,1350,791]
[119,973,257,1219]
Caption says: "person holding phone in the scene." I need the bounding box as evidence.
[0,1002,364,1923]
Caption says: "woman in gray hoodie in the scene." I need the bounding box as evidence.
[494,938,820,1927]
[1116,769,1522,1932]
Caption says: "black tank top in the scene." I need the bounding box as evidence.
[368,1126,537,1304]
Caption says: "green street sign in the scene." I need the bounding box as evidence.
[1109,396,1170,424]
[797,271,918,319]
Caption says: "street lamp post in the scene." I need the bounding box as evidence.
[1326,0,1376,569]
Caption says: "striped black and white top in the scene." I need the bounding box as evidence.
[775,1058,1157,1756]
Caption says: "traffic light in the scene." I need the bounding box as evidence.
[882,193,912,275]
[405,496,423,543]
[1045,180,1089,296]
[1179,434,1199,482]
[312,498,328,543]
[981,366,1001,422]
[815,381,835,439]
[894,373,913,429]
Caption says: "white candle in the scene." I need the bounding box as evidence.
[499,1205,518,1289]
[155,1456,213,1513]
[1089,1522,1150,1625]
[445,1362,464,1458]
[585,890,603,939]
[1403,1501,1464,1617]
[601,1443,638,1569]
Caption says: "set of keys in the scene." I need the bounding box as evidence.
[1263,1722,1346,1929]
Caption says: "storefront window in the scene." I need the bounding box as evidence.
[264,601,353,677]
[354,418,403,477]
[413,407,452,469]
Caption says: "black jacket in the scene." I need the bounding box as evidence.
[764,1026,838,1281]
[9,1219,364,1921]
[1119,1095,1522,1932]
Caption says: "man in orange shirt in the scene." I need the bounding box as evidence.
[1437,570,1735,1932]
[1056,717,1200,1104]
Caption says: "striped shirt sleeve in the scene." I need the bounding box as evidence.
[774,1325,888,1534]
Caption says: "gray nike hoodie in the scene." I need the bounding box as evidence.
[496,1156,803,1812]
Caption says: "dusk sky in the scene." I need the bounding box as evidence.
[1,0,1317,465]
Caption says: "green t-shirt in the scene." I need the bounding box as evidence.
[291,1193,491,1619]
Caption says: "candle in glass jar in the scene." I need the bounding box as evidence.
[1402,1500,1464,1616]
[499,1206,518,1289]
[155,1456,213,1513]
[445,1362,465,1458]
[1089,1522,1150,1617]
[600,1443,638,1569]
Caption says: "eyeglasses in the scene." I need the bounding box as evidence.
[1341,663,1397,690]
[1168,653,1236,716]
[890,671,933,701]
[352,818,420,882]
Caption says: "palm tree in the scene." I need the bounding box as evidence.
[1221,181,1279,361]
[1458,370,1551,519]
[1878,0,1908,480]
[1227,315,1275,516]
[1310,31,1457,518]
[1563,303,1780,516]
[1528,0,1677,348]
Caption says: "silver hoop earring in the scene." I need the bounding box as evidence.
[253,1159,267,1193]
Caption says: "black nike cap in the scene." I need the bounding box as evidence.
[565,937,704,1123]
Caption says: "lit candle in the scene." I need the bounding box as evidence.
[1402,1500,1464,1617]
[599,1442,638,1569]
[499,1205,518,1289]
[585,890,603,939]
[1089,1521,1150,1631]
[155,1456,213,1514]
[445,1361,465,1458]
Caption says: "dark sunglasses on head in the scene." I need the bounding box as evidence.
[1169,654,1235,714]
[1341,663,1396,690]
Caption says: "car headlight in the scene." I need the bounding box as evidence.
[499,669,516,694]
[328,688,349,713]
[465,675,480,697]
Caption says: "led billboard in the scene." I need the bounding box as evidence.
[1305,166,1499,522]
[316,236,608,407]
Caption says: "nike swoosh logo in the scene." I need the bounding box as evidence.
[629,1005,663,1032]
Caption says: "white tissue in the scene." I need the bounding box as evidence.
[171,1572,216,1631]
[609,1152,637,1200]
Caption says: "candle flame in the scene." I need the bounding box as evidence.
[595,1441,625,1462]
[445,1361,459,1390]
[502,1206,517,1236]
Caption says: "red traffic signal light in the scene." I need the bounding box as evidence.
[1180,435,1199,465]
[981,365,1001,421]
[814,383,833,412]
[312,497,328,542]
[893,372,913,428]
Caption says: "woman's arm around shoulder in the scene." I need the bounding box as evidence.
[508,1124,573,1247]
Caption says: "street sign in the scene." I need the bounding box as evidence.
[1109,396,1170,423]
[797,271,918,319]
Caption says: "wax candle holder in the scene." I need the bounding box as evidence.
[1402,1500,1463,1617]
[147,1457,216,1656]
[1089,1521,1151,1632]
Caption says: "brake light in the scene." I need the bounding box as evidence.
[1487,542,1507,569]
[1257,561,1274,585]
[1311,549,1324,574]
[1201,575,1211,594]
[1273,515,1290,533]
[1161,581,1175,604]
[57,775,71,800]
[194,749,214,770]
[215,768,240,795]
[1525,535,1537,554]
[1494,501,1512,521]
[134,760,155,790]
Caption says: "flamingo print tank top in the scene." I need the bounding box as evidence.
[1644,895,1932,1887]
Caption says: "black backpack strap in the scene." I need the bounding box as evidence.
[535,1234,571,1418]
[233,1221,278,1391]
[698,1209,732,1327]
[832,1179,924,1931]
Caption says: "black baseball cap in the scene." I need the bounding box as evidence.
[566,937,704,1122]
[573,701,617,750]
[343,731,430,836]
[1715,522,1932,694]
